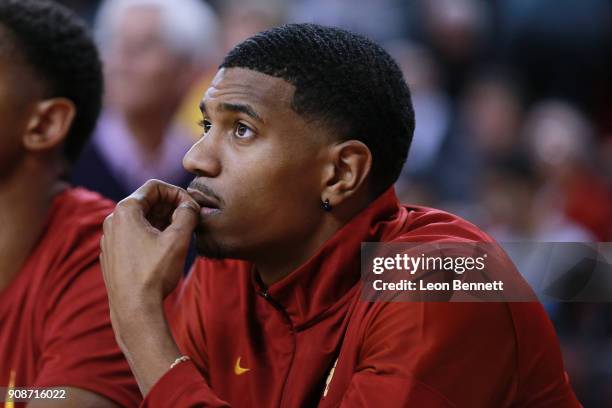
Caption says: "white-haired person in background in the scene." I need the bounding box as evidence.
[72,0,220,202]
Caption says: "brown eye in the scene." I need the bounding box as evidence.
[234,122,255,139]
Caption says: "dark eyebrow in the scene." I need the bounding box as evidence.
[219,102,264,124]
[199,100,264,124]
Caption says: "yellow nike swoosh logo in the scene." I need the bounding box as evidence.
[234,357,250,375]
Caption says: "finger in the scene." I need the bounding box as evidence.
[148,201,177,231]
[164,201,199,242]
[128,179,194,215]
[113,180,170,218]
[149,188,199,231]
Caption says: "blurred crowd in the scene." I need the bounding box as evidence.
[57,0,612,405]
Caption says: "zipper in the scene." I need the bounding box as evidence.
[257,289,297,407]
[257,289,293,329]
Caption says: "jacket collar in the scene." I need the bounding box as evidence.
[252,187,408,328]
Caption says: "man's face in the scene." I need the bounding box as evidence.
[104,6,189,115]
[183,68,332,260]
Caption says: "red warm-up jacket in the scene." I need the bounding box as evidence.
[143,187,580,407]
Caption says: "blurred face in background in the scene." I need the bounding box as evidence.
[220,5,278,51]
[524,102,592,182]
[104,6,193,117]
[423,0,485,62]
[462,79,523,155]
[482,170,536,233]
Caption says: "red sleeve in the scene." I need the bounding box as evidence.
[33,237,141,407]
[167,265,210,374]
[338,373,453,407]
[142,361,229,407]
[337,302,580,408]
[143,263,231,407]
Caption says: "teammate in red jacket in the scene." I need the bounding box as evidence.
[101,24,581,407]
[0,1,139,406]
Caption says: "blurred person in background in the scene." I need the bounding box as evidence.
[387,40,451,207]
[72,0,220,202]
[480,99,612,406]
[415,67,526,216]
[0,1,139,406]
[451,68,525,209]
[496,0,611,112]
[220,0,284,51]
[524,100,612,241]
[479,156,593,242]
[461,69,524,163]
[478,152,611,407]
[412,0,492,99]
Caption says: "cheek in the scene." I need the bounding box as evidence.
[222,152,321,241]
[0,129,25,180]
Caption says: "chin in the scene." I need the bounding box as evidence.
[194,232,232,259]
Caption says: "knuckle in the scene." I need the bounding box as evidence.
[116,197,140,211]
[143,178,168,192]
[144,178,162,187]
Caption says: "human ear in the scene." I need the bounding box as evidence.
[320,140,372,207]
[22,98,76,152]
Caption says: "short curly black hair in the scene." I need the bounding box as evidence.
[221,23,415,194]
[0,0,102,164]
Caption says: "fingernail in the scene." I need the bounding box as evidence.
[179,201,200,213]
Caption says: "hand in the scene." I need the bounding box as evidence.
[100,180,200,395]
[100,179,200,320]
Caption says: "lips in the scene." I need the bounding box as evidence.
[187,188,221,216]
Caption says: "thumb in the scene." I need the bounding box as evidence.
[165,201,199,240]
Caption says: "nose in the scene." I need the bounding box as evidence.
[183,132,222,178]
